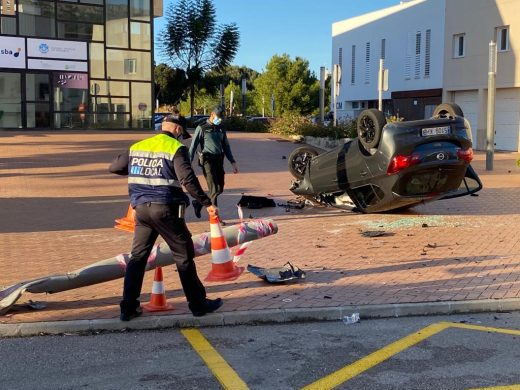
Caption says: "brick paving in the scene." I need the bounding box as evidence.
[1,130,520,324]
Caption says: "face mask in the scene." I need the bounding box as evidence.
[212,117,222,125]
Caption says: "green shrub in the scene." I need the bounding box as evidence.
[222,116,247,131]
[245,120,270,133]
[269,114,357,139]
[221,117,270,133]
[268,114,308,137]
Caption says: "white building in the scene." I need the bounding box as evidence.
[333,0,520,151]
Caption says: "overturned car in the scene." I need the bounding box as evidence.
[288,103,482,213]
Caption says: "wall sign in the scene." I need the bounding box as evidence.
[0,37,25,69]
[27,39,87,60]
[54,72,88,89]
[28,59,88,72]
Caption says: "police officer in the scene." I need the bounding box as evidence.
[109,115,223,321]
[189,106,238,219]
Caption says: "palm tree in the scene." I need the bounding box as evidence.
[161,0,240,115]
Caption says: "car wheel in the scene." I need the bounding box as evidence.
[357,109,386,151]
[288,146,319,180]
[432,103,464,118]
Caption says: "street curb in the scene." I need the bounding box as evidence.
[1,298,519,337]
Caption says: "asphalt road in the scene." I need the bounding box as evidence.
[1,312,520,390]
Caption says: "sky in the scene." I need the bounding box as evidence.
[153,0,401,75]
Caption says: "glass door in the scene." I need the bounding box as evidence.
[0,72,22,128]
[53,72,89,129]
[26,73,51,128]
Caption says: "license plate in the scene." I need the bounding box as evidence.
[421,126,451,136]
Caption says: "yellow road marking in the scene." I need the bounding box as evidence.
[181,328,249,390]
[303,321,520,390]
[302,322,451,390]
[450,322,520,336]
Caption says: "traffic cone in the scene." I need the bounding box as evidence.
[143,267,174,312]
[205,214,244,281]
[114,204,135,233]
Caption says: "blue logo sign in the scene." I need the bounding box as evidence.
[39,43,49,54]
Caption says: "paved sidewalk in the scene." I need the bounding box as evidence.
[1,130,520,335]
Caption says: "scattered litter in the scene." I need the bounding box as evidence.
[247,262,306,283]
[343,313,360,324]
[26,300,47,310]
[277,198,306,210]
[315,244,325,248]
[360,230,394,237]
[426,243,437,248]
[323,295,332,299]
[282,298,293,303]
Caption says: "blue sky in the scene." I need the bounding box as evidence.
[153,0,400,75]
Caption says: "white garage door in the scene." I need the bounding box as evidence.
[453,90,478,145]
[495,88,520,151]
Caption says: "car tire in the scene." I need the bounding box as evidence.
[288,146,320,180]
[432,103,464,119]
[357,109,386,152]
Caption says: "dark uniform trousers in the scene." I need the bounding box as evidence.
[201,153,225,206]
[121,202,206,313]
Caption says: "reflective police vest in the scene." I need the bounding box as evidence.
[127,133,189,206]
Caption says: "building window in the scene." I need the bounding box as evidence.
[381,38,386,60]
[405,32,413,79]
[453,33,465,58]
[124,58,137,75]
[415,31,421,79]
[106,0,129,48]
[18,0,56,38]
[364,42,370,84]
[351,45,356,85]
[496,26,509,52]
[338,47,342,68]
[424,29,431,78]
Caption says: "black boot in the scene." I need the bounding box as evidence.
[189,298,223,317]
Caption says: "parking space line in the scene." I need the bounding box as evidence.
[468,385,520,389]
[181,328,249,390]
[302,322,451,390]
[450,322,520,336]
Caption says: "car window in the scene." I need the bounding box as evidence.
[439,165,483,200]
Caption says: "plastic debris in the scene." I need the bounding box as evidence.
[237,195,276,209]
[247,262,306,283]
[360,230,393,237]
[343,313,360,324]
[26,300,47,310]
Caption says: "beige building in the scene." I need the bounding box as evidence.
[443,0,520,151]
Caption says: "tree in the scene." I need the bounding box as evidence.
[253,54,319,117]
[154,63,188,106]
[161,0,240,115]
[204,65,259,96]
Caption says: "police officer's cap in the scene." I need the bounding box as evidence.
[164,115,191,139]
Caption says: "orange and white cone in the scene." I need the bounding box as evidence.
[143,267,174,312]
[114,204,136,233]
[205,214,244,281]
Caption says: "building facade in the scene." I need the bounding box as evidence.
[332,0,445,122]
[0,0,162,129]
[333,0,520,151]
[443,0,519,151]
